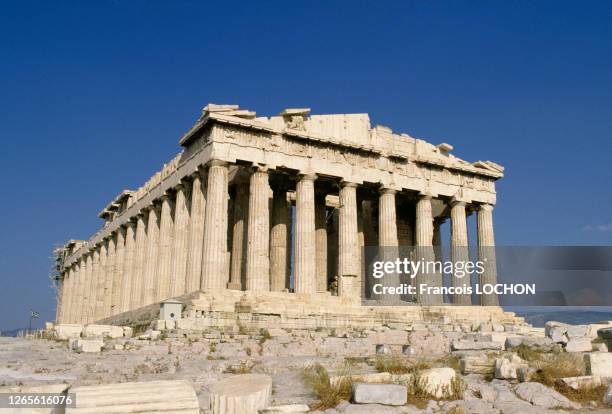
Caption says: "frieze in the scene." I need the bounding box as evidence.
[213,124,495,194]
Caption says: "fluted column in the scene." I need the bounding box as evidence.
[111,227,126,315]
[451,201,471,305]
[270,183,291,291]
[67,268,76,322]
[245,167,270,291]
[130,213,147,309]
[315,191,328,292]
[294,173,317,294]
[186,171,207,293]
[56,272,67,323]
[201,160,229,290]
[171,184,190,296]
[432,217,445,298]
[357,199,365,291]
[229,181,248,290]
[103,236,116,318]
[142,204,160,305]
[59,269,70,323]
[66,271,74,322]
[478,203,499,306]
[378,188,399,303]
[379,189,398,246]
[338,182,359,298]
[121,221,137,313]
[415,194,441,304]
[94,243,107,321]
[156,194,174,300]
[81,257,91,323]
[72,261,84,323]
[80,252,91,323]
[87,248,100,323]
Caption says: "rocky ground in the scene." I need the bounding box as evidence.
[1,319,612,413]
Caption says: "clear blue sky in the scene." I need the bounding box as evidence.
[1,1,611,330]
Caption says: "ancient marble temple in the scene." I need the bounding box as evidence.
[53,104,503,324]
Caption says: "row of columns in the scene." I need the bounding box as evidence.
[57,160,499,324]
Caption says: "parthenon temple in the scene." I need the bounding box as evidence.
[54,104,507,327]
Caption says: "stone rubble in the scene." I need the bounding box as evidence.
[351,383,407,405]
[559,375,602,390]
[584,352,612,378]
[67,379,199,413]
[208,373,272,414]
[494,354,527,380]
[6,317,612,413]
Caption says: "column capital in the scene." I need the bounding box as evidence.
[450,199,466,208]
[379,187,396,196]
[477,203,495,212]
[207,159,229,168]
[190,165,207,179]
[250,163,269,173]
[297,172,317,181]
[417,191,436,200]
[341,181,358,189]
[146,202,159,211]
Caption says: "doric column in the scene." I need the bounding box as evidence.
[67,268,75,322]
[415,194,441,304]
[327,209,339,294]
[357,199,365,290]
[378,188,399,303]
[186,171,207,293]
[432,217,446,295]
[67,266,77,323]
[315,191,328,292]
[338,182,359,298]
[415,195,433,246]
[56,271,67,323]
[121,221,137,313]
[477,203,499,306]
[294,173,317,294]
[94,243,107,321]
[229,181,249,290]
[245,167,270,291]
[130,213,147,309]
[270,183,291,291]
[171,184,190,296]
[378,189,398,246]
[88,248,100,323]
[72,260,84,323]
[58,269,69,323]
[142,204,160,306]
[156,194,174,300]
[111,227,126,315]
[80,252,91,323]
[201,160,229,289]
[80,257,90,323]
[451,201,471,305]
[103,236,116,318]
